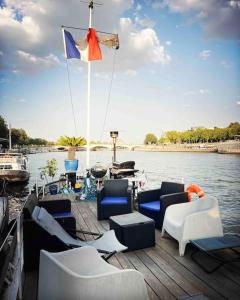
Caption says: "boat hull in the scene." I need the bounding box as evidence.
[0,170,30,183]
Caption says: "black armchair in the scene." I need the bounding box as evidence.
[137,181,188,229]
[23,194,75,271]
[23,193,76,230]
[97,179,132,220]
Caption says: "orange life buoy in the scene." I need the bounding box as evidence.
[186,184,205,202]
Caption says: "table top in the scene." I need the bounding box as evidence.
[110,212,154,226]
[191,234,240,251]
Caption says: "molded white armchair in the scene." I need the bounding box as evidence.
[161,196,223,256]
[38,246,149,300]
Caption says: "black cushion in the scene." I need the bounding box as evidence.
[161,182,184,195]
[104,179,128,197]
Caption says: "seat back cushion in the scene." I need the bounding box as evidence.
[161,182,184,195]
[104,179,128,196]
[32,206,55,233]
[32,206,75,245]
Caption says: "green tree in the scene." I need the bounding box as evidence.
[227,122,240,139]
[180,131,191,143]
[158,136,169,144]
[165,131,180,144]
[144,133,158,145]
[28,138,48,145]
[0,115,8,139]
[11,128,29,146]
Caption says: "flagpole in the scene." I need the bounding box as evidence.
[86,1,93,169]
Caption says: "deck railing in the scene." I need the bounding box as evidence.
[0,198,27,300]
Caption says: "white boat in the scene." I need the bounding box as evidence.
[0,153,30,183]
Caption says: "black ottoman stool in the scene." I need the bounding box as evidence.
[109,212,155,251]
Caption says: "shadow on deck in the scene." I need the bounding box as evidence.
[23,200,240,300]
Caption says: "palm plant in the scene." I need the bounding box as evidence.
[57,136,86,160]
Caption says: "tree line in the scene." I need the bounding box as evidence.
[144,122,240,145]
[0,115,50,147]
[0,115,87,148]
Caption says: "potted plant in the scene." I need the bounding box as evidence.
[57,136,86,172]
[41,159,58,194]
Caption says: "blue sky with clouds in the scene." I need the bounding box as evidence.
[0,0,239,143]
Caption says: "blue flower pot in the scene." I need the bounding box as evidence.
[64,159,79,172]
[49,184,58,195]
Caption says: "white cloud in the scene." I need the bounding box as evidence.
[94,72,109,79]
[134,15,155,28]
[199,89,209,95]
[136,3,142,11]
[16,50,60,73]
[12,69,20,74]
[184,90,196,96]
[125,69,138,76]
[164,0,240,39]
[151,0,166,9]
[0,0,170,74]
[221,60,232,68]
[17,98,27,103]
[199,50,212,60]
[119,18,171,68]
[184,89,209,96]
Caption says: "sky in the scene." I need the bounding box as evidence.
[0,0,240,144]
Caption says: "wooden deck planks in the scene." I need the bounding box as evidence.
[156,231,240,300]
[23,199,240,300]
[75,200,240,300]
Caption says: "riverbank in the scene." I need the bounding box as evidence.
[6,141,240,154]
[133,141,240,154]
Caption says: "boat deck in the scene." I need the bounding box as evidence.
[23,200,240,300]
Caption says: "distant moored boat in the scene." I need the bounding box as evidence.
[0,153,30,183]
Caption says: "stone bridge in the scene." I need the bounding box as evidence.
[89,143,139,151]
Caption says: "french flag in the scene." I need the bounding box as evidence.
[62,28,102,62]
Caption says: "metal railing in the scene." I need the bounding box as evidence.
[0,194,29,300]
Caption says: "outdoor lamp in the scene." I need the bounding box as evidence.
[110,131,118,162]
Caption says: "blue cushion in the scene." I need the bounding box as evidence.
[101,197,128,205]
[51,212,74,218]
[139,201,160,212]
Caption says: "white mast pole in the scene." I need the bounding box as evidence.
[86,1,93,168]
[9,123,12,150]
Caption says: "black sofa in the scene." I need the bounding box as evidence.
[138,181,188,229]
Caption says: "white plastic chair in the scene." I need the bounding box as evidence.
[161,196,224,256]
[38,246,149,300]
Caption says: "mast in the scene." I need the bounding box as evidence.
[9,123,12,150]
[86,1,93,169]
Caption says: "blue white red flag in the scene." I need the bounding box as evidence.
[62,28,102,62]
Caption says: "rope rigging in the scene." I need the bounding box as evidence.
[64,45,118,143]
[65,58,78,136]
[100,48,118,142]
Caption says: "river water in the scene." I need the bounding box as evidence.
[26,150,240,234]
